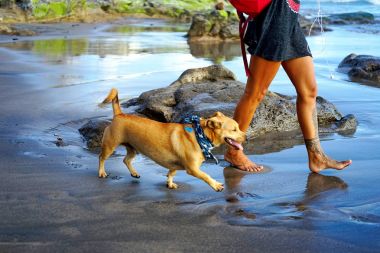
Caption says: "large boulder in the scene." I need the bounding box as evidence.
[325,11,375,25]
[338,54,380,86]
[79,65,357,151]
[126,65,357,138]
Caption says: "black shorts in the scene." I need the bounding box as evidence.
[243,0,312,61]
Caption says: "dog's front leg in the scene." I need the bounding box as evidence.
[186,165,224,192]
[166,169,178,189]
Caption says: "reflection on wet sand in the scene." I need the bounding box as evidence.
[304,173,348,199]
[222,169,349,224]
[2,38,188,60]
[188,41,241,64]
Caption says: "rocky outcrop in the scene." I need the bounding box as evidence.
[79,65,357,150]
[338,54,380,86]
[187,12,332,41]
[326,11,375,25]
[78,119,111,150]
[187,11,239,41]
[298,15,332,35]
[0,24,36,36]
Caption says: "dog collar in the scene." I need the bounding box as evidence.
[183,115,219,164]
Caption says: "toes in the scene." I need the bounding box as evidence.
[98,172,108,178]
[214,182,224,192]
[240,164,263,172]
[131,173,140,178]
[167,183,178,189]
[340,160,352,169]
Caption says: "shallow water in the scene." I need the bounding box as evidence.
[1,18,380,250]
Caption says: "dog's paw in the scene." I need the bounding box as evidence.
[131,173,140,178]
[98,171,108,178]
[167,183,178,189]
[213,182,224,192]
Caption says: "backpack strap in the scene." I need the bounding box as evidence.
[237,11,253,77]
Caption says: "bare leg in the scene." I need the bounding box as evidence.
[282,56,352,172]
[167,169,178,189]
[225,56,281,172]
[123,146,140,178]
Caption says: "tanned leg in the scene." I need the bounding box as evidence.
[225,56,281,172]
[282,56,352,172]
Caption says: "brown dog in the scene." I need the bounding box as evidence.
[99,88,245,191]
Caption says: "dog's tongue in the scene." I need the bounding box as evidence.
[227,138,243,150]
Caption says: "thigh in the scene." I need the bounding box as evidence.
[281,56,317,96]
[246,55,281,93]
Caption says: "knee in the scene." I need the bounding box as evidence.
[243,87,268,105]
[297,84,317,103]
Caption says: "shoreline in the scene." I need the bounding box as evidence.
[1,14,380,252]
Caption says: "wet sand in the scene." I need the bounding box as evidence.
[1,19,380,252]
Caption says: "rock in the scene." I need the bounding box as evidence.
[187,14,213,38]
[298,15,332,35]
[215,2,225,10]
[127,65,357,139]
[326,11,375,25]
[187,12,239,41]
[54,137,66,147]
[187,13,331,41]
[0,24,36,36]
[338,54,380,86]
[78,66,357,151]
[0,25,13,34]
[78,119,111,150]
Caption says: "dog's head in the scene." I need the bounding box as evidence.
[201,112,246,150]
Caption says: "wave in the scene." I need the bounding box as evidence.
[368,0,380,5]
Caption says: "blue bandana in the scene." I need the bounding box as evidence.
[183,115,219,164]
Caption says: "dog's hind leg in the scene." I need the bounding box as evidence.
[166,169,178,189]
[123,145,140,178]
[98,145,115,178]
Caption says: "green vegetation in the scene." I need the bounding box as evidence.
[31,0,88,19]
[113,0,219,17]
[0,0,234,22]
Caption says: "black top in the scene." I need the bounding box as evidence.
[243,0,312,61]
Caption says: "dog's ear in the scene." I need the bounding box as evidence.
[213,111,224,117]
[207,119,222,129]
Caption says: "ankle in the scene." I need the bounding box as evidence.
[225,148,241,156]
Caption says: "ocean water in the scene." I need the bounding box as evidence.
[302,0,380,15]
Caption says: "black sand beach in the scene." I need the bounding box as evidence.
[1,18,380,252]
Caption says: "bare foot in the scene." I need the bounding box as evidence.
[224,149,263,172]
[309,152,352,173]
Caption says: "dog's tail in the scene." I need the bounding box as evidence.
[102,88,122,116]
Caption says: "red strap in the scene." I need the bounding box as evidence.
[238,11,253,77]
